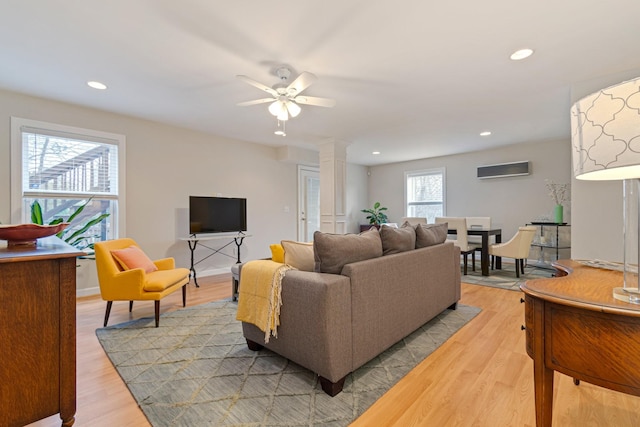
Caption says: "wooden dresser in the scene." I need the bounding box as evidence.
[520,259,640,427]
[0,237,83,427]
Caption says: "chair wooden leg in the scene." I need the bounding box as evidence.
[103,301,113,327]
[472,251,476,271]
[515,260,520,278]
[154,301,160,327]
[520,259,525,274]
[182,284,187,307]
[129,301,133,312]
[463,254,468,275]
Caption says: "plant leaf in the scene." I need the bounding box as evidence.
[31,201,43,224]
[67,197,93,223]
[63,213,110,244]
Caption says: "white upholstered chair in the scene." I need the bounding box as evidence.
[400,217,427,226]
[435,217,479,275]
[466,217,491,244]
[466,216,492,266]
[489,226,537,278]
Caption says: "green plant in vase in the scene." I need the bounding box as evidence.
[545,179,570,224]
[361,201,389,226]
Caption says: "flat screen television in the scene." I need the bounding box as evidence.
[189,196,247,234]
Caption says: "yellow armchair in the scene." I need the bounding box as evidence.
[94,238,190,327]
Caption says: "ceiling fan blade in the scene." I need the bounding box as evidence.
[237,75,277,96]
[286,71,317,96]
[237,98,275,107]
[294,96,336,108]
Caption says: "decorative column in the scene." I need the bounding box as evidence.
[319,139,348,234]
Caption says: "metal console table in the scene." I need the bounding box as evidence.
[180,233,250,287]
[527,222,570,269]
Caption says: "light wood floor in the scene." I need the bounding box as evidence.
[28,278,640,427]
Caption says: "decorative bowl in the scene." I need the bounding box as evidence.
[0,223,70,247]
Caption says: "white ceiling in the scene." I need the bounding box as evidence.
[1,1,640,166]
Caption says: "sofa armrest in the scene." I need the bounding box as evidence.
[242,270,353,382]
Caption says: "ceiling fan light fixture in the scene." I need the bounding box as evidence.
[268,100,284,117]
[287,101,301,118]
[277,108,289,121]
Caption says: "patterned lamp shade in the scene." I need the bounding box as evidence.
[571,76,640,180]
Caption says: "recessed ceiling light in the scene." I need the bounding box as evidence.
[480,131,492,137]
[372,151,380,155]
[87,81,107,90]
[510,48,534,61]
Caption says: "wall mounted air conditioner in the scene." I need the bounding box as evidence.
[477,161,530,179]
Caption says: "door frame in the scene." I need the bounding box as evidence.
[297,165,320,242]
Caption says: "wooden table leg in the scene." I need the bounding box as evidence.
[533,361,554,427]
[481,233,489,276]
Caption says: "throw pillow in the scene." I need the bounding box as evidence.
[111,245,158,274]
[281,240,314,271]
[380,223,416,255]
[313,227,383,274]
[270,243,285,263]
[414,222,448,248]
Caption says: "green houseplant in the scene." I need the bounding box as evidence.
[31,197,110,253]
[361,201,388,226]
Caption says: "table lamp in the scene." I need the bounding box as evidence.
[571,76,640,303]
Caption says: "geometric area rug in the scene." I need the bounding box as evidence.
[96,301,481,427]
[460,263,555,291]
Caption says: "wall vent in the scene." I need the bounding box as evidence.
[477,161,530,179]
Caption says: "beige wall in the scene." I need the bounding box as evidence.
[0,88,366,295]
[366,139,572,245]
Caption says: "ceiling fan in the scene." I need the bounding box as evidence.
[237,67,336,121]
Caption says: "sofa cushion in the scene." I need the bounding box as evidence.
[313,228,383,274]
[380,223,416,255]
[414,222,448,248]
[281,240,314,271]
[111,245,158,274]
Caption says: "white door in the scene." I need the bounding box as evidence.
[298,166,320,242]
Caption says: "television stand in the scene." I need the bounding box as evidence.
[180,233,250,287]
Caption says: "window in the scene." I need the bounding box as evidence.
[405,168,445,223]
[11,117,125,251]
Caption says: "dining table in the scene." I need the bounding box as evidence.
[447,227,502,276]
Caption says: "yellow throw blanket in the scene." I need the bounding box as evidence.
[235,260,294,343]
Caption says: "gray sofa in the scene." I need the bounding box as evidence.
[241,224,462,396]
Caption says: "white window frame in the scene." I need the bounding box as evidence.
[404,167,446,222]
[10,117,126,240]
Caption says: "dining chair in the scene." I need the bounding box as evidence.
[489,226,537,277]
[435,217,479,274]
[466,216,492,265]
[400,217,427,226]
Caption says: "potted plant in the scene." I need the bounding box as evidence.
[361,202,388,231]
[31,197,110,254]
